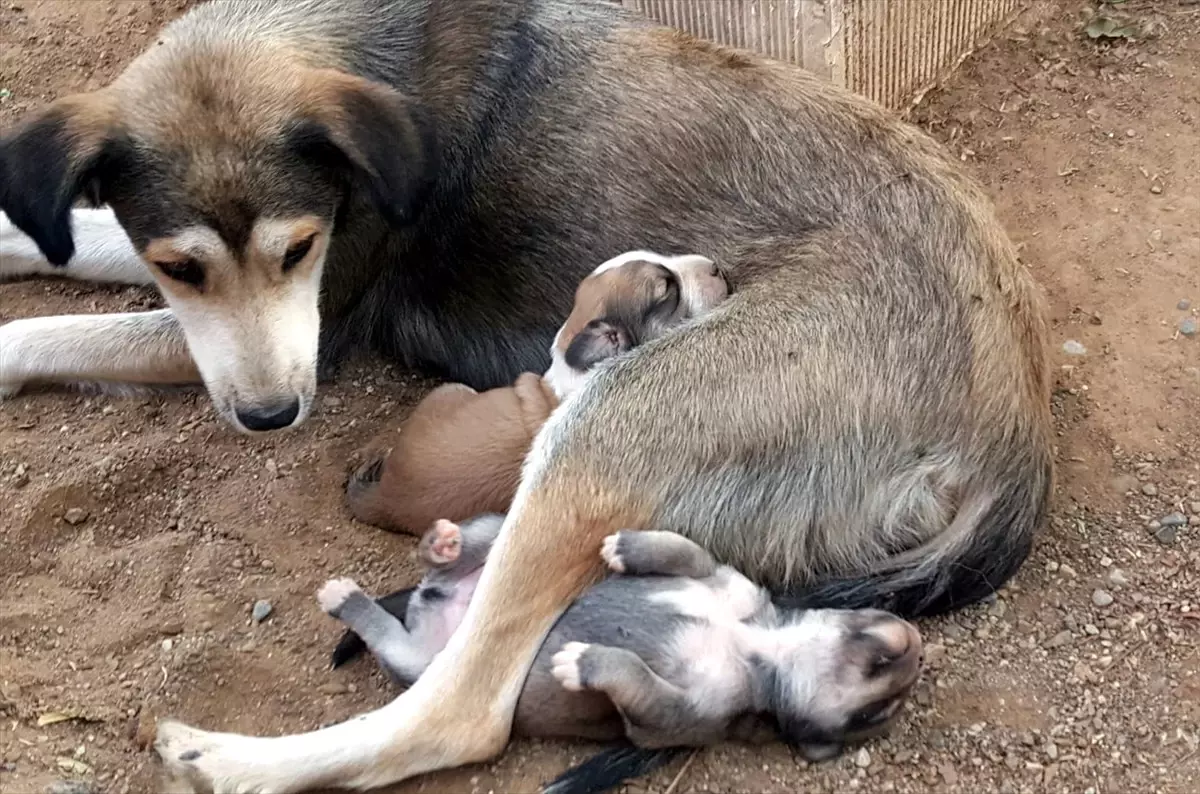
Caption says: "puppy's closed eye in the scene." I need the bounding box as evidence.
[563,320,631,372]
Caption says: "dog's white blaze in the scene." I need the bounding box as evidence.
[0,208,154,285]
[162,218,325,432]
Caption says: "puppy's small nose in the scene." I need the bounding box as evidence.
[235,398,301,432]
[864,614,924,669]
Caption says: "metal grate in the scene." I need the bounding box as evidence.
[619,0,1026,112]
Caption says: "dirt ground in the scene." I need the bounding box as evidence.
[1,1,1198,793]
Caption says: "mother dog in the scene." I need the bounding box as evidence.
[0,0,1052,790]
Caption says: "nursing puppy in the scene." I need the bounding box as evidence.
[0,0,1053,789]
[346,251,729,534]
[319,517,923,779]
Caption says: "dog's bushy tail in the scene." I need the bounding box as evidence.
[541,745,685,794]
[775,464,1051,618]
[329,587,415,669]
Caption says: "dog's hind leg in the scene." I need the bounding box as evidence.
[0,309,199,398]
[155,397,653,793]
[0,208,153,285]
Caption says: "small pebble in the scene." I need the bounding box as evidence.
[853,748,871,769]
[1160,512,1188,528]
[1181,317,1197,337]
[1062,340,1086,356]
[1092,589,1114,608]
[159,621,184,636]
[1154,525,1178,546]
[161,639,173,652]
[1044,630,1073,649]
[1150,183,1163,194]
[1106,568,1129,588]
[1180,299,1192,311]
[63,508,90,526]
[251,600,273,623]
[1142,483,1158,496]
[1190,501,1200,515]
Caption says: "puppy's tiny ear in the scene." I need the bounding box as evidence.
[564,320,632,372]
[0,93,121,266]
[292,70,437,228]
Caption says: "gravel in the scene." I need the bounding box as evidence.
[46,782,96,794]
[1179,298,1192,310]
[62,507,89,526]
[1159,512,1188,528]
[1062,340,1087,355]
[1153,524,1178,545]
[1181,317,1198,337]
[1141,483,1159,496]
[1091,589,1114,607]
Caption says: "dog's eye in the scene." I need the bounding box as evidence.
[154,258,205,288]
[282,235,315,272]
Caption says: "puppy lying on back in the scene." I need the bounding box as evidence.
[345,251,730,534]
[320,518,924,771]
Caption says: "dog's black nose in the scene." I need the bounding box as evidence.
[236,399,301,432]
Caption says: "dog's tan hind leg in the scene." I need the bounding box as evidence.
[155,401,650,793]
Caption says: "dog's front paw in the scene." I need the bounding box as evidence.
[551,642,593,692]
[155,719,285,793]
[316,578,363,616]
[600,533,630,573]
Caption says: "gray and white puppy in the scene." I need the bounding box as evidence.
[319,516,923,766]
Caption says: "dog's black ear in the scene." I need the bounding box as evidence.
[291,70,437,228]
[564,319,634,373]
[0,94,121,266]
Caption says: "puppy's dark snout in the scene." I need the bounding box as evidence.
[235,398,301,432]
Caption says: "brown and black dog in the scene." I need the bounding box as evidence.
[0,0,1052,791]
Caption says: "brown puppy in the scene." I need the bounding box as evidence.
[346,374,556,533]
[346,251,729,533]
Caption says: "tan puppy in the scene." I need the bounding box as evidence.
[346,251,729,534]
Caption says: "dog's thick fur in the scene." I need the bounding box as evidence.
[0,0,1052,790]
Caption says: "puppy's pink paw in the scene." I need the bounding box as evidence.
[600,533,626,573]
[316,578,362,615]
[551,642,591,691]
[426,519,462,564]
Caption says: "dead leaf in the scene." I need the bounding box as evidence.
[38,711,77,726]
[1085,13,1138,40]
[37,710,101,727]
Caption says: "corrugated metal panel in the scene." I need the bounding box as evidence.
[619,0,1025,111]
